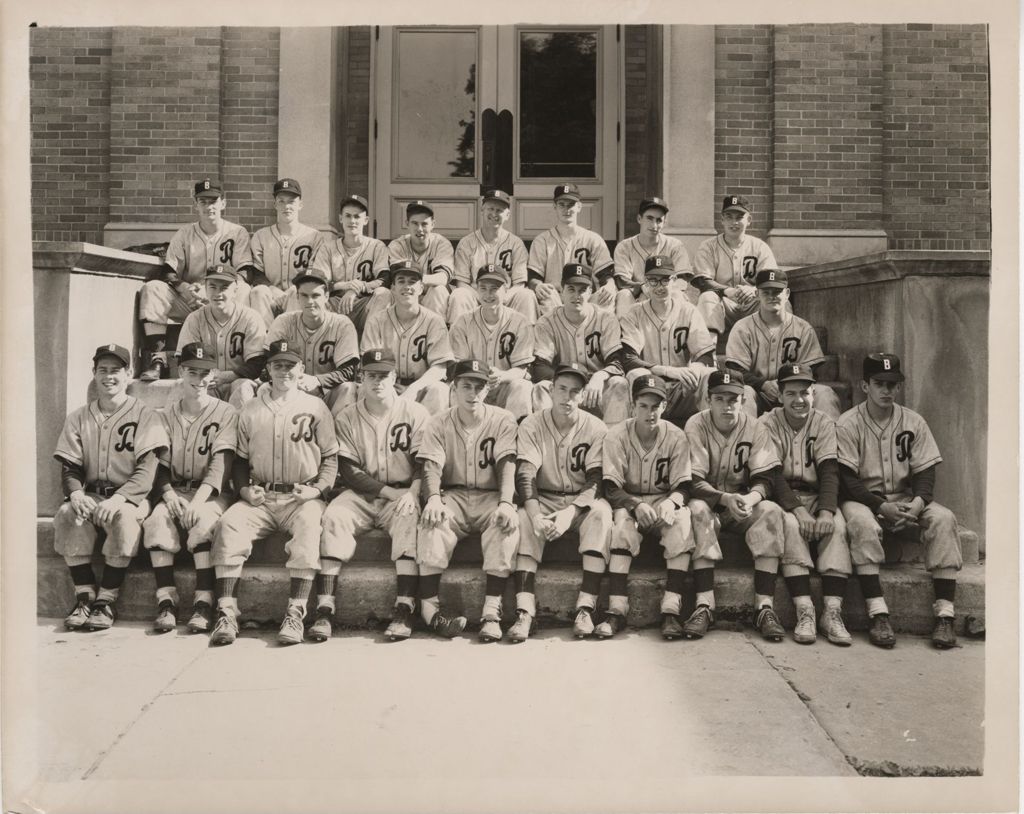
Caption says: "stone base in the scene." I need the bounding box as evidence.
[768,228,888,268]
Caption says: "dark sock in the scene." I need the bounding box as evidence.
[514,570,536,594]
[418,573,441,601]
[485,573,508,599]
[665,569,687,597]
[289,576,313,602]
[69,562,96,588]
[216,577,240,599]
[195,568,215,593]
[693,567,715,595]
[753,569,776,600]
[316,571,338,598]
[933,578,957,603]
[153,565,175,590]
[784,573,811,599]
[100,565,127,591]
[857,573,883,600]
[821,574,847,598]
[143,333,167,353]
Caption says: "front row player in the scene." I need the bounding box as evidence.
[55,344,167,631]
[837,353,963,649]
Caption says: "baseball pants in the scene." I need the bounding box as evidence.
[142,488,231,554]
[781,492,852,574]
[395,380,449,417]
[532,375,630,424]
[54,494,151,560]
[612,497,694,559]
[213,493,325,571]
[139,278,253,325]
[517,493,614,563]
[417,488,519,573]
[246,285,292,328]
[690,498,785,561]
[322,489,419,563]
[841,496,963,572]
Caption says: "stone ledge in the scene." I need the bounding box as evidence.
[33,241,164,279]
[768,228,888,268]
[788,250,991,292]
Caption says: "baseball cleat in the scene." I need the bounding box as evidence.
[210,610,239,646]
[682,604,715,639]
[792,606,817,645]
[756,606,785,642]
[572,608,595,639]
[506,610,533,643]
[818,607,852,646]
[85,600,116,631]
[868,613,896,648]
[931,616,957,649]
[187,601,214,634]
[277,606,305,646]
[478,617,502,643]
[307,608,334,643]
[384,603,413,641]
[64,595,93,631]
[139,358,167,383]
[660,613,684,640]
[594,612,626,639]
[153,600,178,633]
[428,612,467,639]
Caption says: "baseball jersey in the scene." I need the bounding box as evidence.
[691,234,776,288]
[388,233,455,279]
[265,311,359,377]
[159,398,238,489]
[178,304,267,374]
[685,410,780,493]
[249,224,324,289]
[362,307,453,382]
[534,304,622,372]
[237,390,339,484]
[165,221,252,284]
[449,306,534,371]
[612,235,692,287]
[416,404,518,491]
[54,397,168,487]
[726,313,826,378]
[836,403,942,496]
[453,229,529,287]
[311,236,391,289]
[517,409,606,494]
[335,398,431,487]
[621,295,716,367]
[527,227,614,286]
[759,407,837,491]
[603,420,692,496]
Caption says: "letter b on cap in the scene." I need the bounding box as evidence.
[883,358,891,370]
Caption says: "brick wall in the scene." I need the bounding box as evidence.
[882,24,989,250]
[342,27,372,210]
[714,25,774,237]
[30,28,113,243]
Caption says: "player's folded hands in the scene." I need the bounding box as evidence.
[634,502,660,531]
[94,495,126,525]
[723,493,751,522]
[657,499,677,527]
[393,491,418,517]
[545,506,575,540]
[421,495,449,528]
[164,491,189,523]
[813,511,834,540]
[70,492,97,522]
[240,485,266,506]
[493,501,519,533]
[291,484,321,502]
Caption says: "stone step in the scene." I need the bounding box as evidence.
[37,557,985,637]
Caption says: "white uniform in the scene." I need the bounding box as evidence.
[310,235,391,332]
[246,223,325,326]
[449,229,537,323]
[612,234,694,306]
[382,233,455,318]
[177,304,267,405]
[691,233,777,333]
[264,311,360,408]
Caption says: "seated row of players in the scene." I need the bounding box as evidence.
[54,342,963,650]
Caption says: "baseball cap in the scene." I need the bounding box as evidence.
[776,363,816,385]
[291,268,331,290]
[553,183,581,202]
[638,196,670,216]
[406,200,434,218]
[862,353,905,383]
[178,343,216,370]
[389,259,423,282]
[339,194,369,213]
[194,178,223,198]
[708,369,745,395]
[553,362,590,386]
[273,178,302,197]
[92,343,130,367]
[361,349,396,373]
[482,189,511,208]
[632,374,668,401]
[266,339,302,364]
[755,269,788,289]
[722,194,751,214]
[560,263,594,289]
[644,255,675,277]
[475,264,509,286]
[451,359,490,382]
[205,264,237,283]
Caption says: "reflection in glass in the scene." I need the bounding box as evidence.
[396,30,477,180]
[519,31,598,179]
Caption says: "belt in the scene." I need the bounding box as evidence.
[397,377,416,387]
[86,482,119,498]
[539,489,580,498]
[260,482,301,493]
[788,482,816,493]
[172,479,205,491]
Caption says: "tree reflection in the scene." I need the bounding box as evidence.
[448,63,476,177]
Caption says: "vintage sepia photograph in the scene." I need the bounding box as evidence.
[1,1,1018,812]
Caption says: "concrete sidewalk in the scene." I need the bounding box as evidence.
[13,618,984,813]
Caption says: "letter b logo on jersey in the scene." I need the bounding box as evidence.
[655,457,671,488]
[229,332,245,359]
[294,246,313,269]
[389,423,412,452]
[197,421,221,456]
[290,413,315,442]
[895,431,915,463]
[357,259,374,282]
[318,341,336,366]
[219,239,235,265]
[478,437,496,470]
[498,249,513,273]
[803,435,817,469]
[113,422,138,453]
[498,332,517,361]
[573,247,591,266]
[411,335,428,363]
[742,257,758,283]
[733,441,752,474]
[782,337,801,364]
[570,443,591,473]
[673,327,690,355]
[584,331,602,359]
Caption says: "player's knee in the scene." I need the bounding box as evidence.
[689,499,712,520]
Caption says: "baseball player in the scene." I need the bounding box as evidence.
[760,364,853,646]
[448,264,535,420]
[139,178,253,381]
[210,339,339,646]
[603,374,696,639]
[449,189,537,323]
[246,178,325,328]
[690,195,778,341]
[532,263,630,425]
[415,360,520,641]
[264,269,360,411]
[313,349,430,642]
[725,269,841,418]
[360,260,454,417]
[611,197,693,317]
[310,194,391,335]
[526,183,614,315]
[684,369,787,642]
[837,353,963,650]
[142,343,238,634]
[175,265,267,408]
[511,362,614,642]
[371,200,453,321]
[53,343,168,631]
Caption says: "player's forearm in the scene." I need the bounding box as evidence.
[339,458,386,498]
[726,362,763,392]
[750,470,774,500]
[667,487,688,508]
[310,455,339,498]
[118,452,160,505]
[600,350,624,378]
[409,364,446,391]
[248,268,273,287]
[60,459,87,498]
[531,358,555,383]
[420,460,443,501]
[771,468,801,512]
[689,275,724,295]
[573,466,602,508]
[201,450,231,495]
[603,480,641,512]
[838,464,885,511]
[235,353,268,381]
[816,458,840,514]
[316,358,359,390]
[156,463,175,496]
[497,456,516,505]
[515,461,539,502]
[690,475,724,507]
[910,465,937,505]
[421,270,450,288]
[232,456,253,493]
[620,345,648,374]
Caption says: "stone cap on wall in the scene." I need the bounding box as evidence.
[788,250,991,292]
[33,241,164,279]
